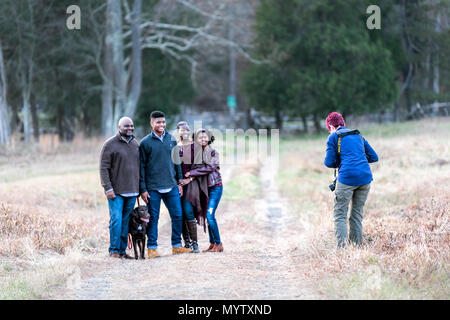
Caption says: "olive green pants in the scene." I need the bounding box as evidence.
[333,181,371,248]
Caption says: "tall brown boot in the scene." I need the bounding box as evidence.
[182,221,192,249]
[186,220,199,253]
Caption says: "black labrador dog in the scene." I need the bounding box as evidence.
[128,203,150,259]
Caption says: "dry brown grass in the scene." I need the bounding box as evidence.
[0,135,108,298]
[278,118,450,299]
[0,203,105,256]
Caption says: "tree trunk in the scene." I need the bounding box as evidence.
[30,99,39,142]
[102,2,114,137]
[228,3,237,116]
[57,105,64,142]
[246,106,255,129]
[102,0,143,135]
[124,0,142,118]
[19,52,33,142]
[423,51,430,90]
[313,113,321,133]
[275,109,283,132]
[22,93,31,142]
[433,10,441,95]
[0,41,10,145]
[109,0,127,127]
[301,115,308,133]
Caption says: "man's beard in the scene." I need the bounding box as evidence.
[120,129,134,137]
[154,127,165,134]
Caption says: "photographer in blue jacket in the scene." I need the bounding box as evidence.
[324,112,378,248]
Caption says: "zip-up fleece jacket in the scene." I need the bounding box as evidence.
[324,127,379,186]
[139,130,183,193]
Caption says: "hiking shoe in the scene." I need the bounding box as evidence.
[172,246,192,255]
[109,252,120,258]
[147,249,161,258]
[191,241,200,253]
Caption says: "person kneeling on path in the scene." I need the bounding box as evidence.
[324,112,379,248]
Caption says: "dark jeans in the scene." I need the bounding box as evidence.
[107,195,136,254]
[181,186,196,221]
[206,185,223,244]
[146,186,183,249]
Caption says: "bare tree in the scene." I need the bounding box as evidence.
[12,0,36,142]
[433,2,441,94]
[97,0,260,136]
[0,40,10,145]
[101,7,114,136]
[100,0,142,136]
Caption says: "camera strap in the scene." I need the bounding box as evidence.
[334,129,362,178]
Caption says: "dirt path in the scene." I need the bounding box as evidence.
[51,160,318,300]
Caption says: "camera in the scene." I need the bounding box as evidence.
[329,179,336,192]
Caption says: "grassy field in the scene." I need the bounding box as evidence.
[0,137,108,299]
[277,117,449,299]
[0,118,448,299]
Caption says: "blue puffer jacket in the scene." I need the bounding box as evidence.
[324,127,379,186]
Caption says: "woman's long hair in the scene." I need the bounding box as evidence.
[193,128,215,145]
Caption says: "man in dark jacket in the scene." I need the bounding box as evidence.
[139,111,191,258]
[324,112,379,248]
[99,117,139,259]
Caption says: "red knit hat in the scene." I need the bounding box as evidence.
[326,112,345,131]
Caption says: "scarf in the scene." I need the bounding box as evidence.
[185,142,210,232]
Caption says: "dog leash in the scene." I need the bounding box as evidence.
[128,234,133,250]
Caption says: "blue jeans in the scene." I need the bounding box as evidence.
[146,186,183,249]
[181,186,196,221]
[107,195,136,254]
[206,185,223,244]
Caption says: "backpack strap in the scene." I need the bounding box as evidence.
[336,129,361,155]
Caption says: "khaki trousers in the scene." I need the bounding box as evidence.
[333,181,371,248]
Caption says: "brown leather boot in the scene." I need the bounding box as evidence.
[186,220,199,253]
[172,246,192,254]
[211,243,224,252]
[203,243,215,252]
[182,221,192,249]
[147,248,161,258]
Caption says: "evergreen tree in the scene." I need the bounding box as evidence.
[244,0,398,131]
